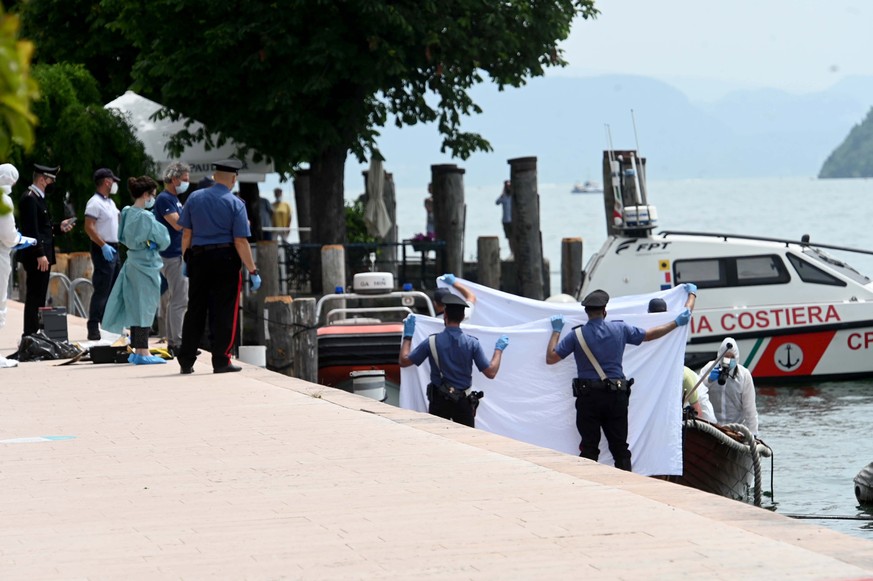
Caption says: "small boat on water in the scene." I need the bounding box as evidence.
[854,462,873,504]
[571,180,602,194]
[315,272,435,406]
[668,416,773,505]
[578,149,873,382]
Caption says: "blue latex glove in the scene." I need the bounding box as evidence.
[182,262,188,277]
[11,232,36,251]
[674,308,691,327]
[101,244,117,262]
[403,314,416,338]
[440,273,456,285]
[708,367,721,382]
[684,282,698,295]
[250,273,262,291]
[550,314,565,333]
[147,240,158,250]
[495,335,509,351]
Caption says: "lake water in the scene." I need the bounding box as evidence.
[391,175,873,539]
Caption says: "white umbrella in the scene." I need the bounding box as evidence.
[363,157,391,238]
[104,91,273,182]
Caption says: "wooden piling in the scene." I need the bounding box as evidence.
[508,156,544,300]
[431,164,466,276]
[266,296,295,376]
[477,236,501,290]
[321,245,346,322]
[561,237,583,296]
[291,297,317,383]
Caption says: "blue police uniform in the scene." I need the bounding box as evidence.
[408,326,490,427]
[177,181,250,371]
[555,317,645,470]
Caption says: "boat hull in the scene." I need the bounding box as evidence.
[669,419,771,503]
[317,323,402,404]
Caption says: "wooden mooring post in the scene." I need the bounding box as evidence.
[508,157,544,300]
[431,164,466,277]
[561,237,583,297]
[477,236,501,289]
[265,296,317,382]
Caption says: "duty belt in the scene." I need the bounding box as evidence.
[573,378,632,391]
[191,243,233,254]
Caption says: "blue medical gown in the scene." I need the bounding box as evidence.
[102,206,171,333]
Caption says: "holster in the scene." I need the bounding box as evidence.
[427,382,465,403]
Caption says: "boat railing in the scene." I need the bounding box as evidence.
[659,230,873,257]
[324,306,414,325]
[315,290,435,325]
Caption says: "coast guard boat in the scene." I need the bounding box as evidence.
[577,150,873,383]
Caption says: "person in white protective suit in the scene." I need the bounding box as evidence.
[0,163,37,368]
[698,337,759,435]
[101,176,171,365]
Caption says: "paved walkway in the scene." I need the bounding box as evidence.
[1,301,872,580]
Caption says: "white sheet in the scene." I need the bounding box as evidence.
[399,282,691,476]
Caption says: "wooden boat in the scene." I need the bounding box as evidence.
[854,462,873,504]
[579,149,873,382]
[666,417,772,505]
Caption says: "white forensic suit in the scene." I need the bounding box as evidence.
[698,337,759,435]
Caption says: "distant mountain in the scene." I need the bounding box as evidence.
[347,74,873,188]
[819,106,873,178]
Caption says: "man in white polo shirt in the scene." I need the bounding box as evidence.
[84,168,122,340]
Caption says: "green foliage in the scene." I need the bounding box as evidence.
[7,63,154,250]
[0,3,38,217]
[18,0,597,243]
[345,198,377,244]
[819,107,873,178]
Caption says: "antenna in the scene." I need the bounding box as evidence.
[629,109,647,204]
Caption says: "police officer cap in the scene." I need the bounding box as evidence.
[439,293,468,308]
[93,167,120,182]
[34,163,60,179]
[212,158,244,174]
[648,297,667,313]
[581,289,609,308]
[433,288,450,304]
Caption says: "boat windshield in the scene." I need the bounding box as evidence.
[802,247,871,285]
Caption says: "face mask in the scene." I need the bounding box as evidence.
[144,196,155,209]
[110,182,119,195]
[177,180,190,194]
[728,358,737,372]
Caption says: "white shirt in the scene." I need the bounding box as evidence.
[84,193,120,243]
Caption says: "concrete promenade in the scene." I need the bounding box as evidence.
[1,301,872,580]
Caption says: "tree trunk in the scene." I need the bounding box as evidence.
[238,182,262,241]
[293,169,312,244]
[309,145,348,293]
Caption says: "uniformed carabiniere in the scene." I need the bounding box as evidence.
[17,164,75,337]
[176,159,261,374]
[399,293,508,427]
[546,289,691,471]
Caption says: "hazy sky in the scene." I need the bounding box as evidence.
[558,0,873,99]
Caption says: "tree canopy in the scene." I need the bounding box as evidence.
[19,0,597,245]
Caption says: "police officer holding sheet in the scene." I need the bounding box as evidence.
[399,293,508,427]
[177,159,261,375]
[546,288,692,471]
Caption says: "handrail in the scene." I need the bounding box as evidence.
[315,290,435,322]
[69,278,93,318]
[325,306,413,324]
[659,230,873,257]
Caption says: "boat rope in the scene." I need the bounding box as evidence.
[782,513,873,521]
[684,419,773,506]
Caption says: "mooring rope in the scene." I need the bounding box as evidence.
[684,419,773,506]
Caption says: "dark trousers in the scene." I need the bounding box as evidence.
[130,326,150,350]
[429,392,475,427]
[88,244,121,330]
[179,247,241,370]
[575,388,632,471]
[22,261,50,336]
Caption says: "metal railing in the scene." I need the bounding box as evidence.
[49,272,92,318]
